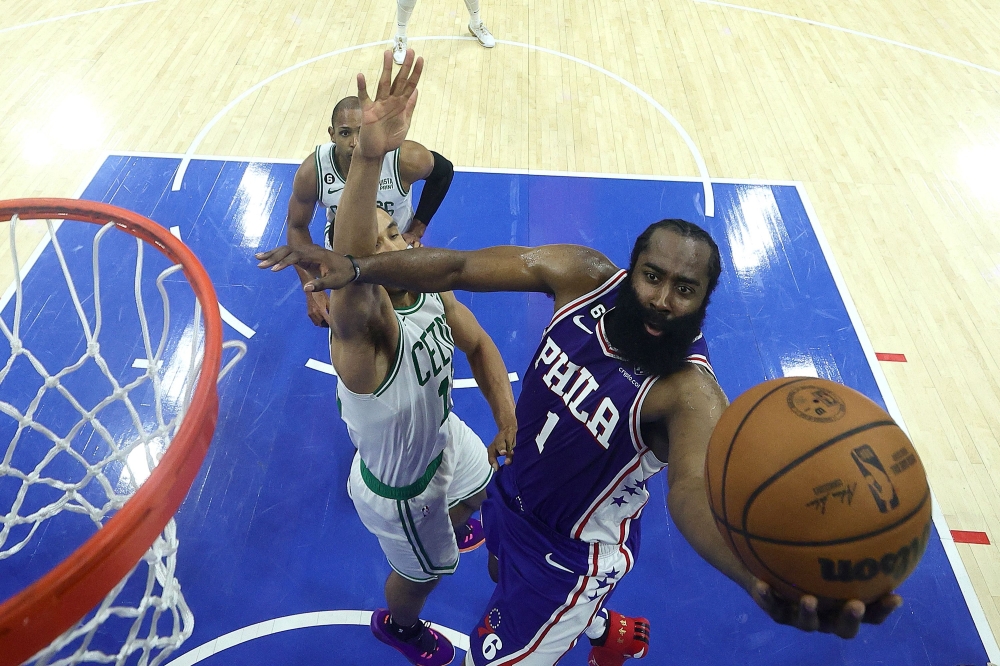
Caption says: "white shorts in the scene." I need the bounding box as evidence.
[347,413,494,582]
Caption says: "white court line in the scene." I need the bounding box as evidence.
[0,0,158,37]
[169,37,715,217]
[455,372,519,388]
[162,610,469,666]
[796,182,1000,664]
[111,150,795,187]
[168,224,256,339]
[693,0,1000,79]
[219,305,255,339]
[306,358,519,387]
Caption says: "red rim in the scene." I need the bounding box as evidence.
[0,198,223,666]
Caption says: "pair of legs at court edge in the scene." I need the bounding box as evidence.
[393,0,495,65]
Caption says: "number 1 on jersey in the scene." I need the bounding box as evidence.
[535,411,559,453]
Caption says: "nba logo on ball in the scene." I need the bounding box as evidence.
[705,377,931,603]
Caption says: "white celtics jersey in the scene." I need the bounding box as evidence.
[315,142,414,249]
[336,293,455,488]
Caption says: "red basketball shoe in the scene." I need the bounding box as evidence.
[587,609,650,665]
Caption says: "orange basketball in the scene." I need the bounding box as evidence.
[705,377,931,604]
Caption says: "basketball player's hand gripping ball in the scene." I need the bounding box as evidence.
[705,378,928,636]
[356,49,423,159]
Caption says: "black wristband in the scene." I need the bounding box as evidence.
[345,254,361,283]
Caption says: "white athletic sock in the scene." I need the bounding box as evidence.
[397,0,417,37]
[464,0,481,27]
[585,608,609,641]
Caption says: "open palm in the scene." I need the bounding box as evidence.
[356,49,424,159]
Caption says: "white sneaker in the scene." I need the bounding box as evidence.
[392,35,407,65]
[468,21,495,48]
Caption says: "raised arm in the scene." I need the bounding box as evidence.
[441,291,517,469]
[326,49,424,344]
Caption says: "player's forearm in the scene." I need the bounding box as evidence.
[466,339,517,433]
[286,222,314,247]
[668,476,756,593]
[355,247,471,292]
[331,155,381,256]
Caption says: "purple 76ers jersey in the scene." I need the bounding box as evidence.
[497,270,713,548]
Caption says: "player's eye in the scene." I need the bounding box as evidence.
[644,272,658,282]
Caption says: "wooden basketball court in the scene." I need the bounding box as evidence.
[2,0,999,662]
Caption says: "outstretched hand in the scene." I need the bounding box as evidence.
[256,245,357,291]
[750,579,902,639]
[355,49,424,160]
[486,425,517,471]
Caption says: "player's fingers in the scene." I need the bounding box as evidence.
[255,246,289,266]
[795,595,819,633]
[357,73,370,105]
[376,50,393,99]
[403,88,419,122]
[391,49,414,95]
[863,594,902,625]
[831,600,865,639]
[402,55,424,97]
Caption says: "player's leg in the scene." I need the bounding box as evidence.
[394,0,417,65]
[466,497,625,665]
[443,414,493,552]
[348,453,459,664]
[463,0,495,48]
[384,571,438,626]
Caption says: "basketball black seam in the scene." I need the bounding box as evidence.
[740,419,899,534]
[732,486,930,547]
[740,419,912,596]
[718,377,810,574]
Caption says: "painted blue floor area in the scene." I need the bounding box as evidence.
[0,155,990,666]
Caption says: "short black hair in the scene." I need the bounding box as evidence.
[331,96,360,126]
[629,219,722,302]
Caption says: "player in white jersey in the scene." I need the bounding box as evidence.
[393,0,495,66]
[286,95,455,326]
[263,52,516,666]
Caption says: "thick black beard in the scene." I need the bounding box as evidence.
[603,276,706,377]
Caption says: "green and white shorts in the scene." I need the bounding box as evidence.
[347,413,494,582]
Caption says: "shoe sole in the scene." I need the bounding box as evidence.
[458,536,485,553]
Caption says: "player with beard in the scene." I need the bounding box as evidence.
[259,220,900,665]
[257,81,901,666]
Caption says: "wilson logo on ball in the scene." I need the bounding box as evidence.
[818,526,930,583]
[851,444,900,513]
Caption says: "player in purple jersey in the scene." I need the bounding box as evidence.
[257,57,903,666]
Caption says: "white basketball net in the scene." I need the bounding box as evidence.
[0,214,245,666]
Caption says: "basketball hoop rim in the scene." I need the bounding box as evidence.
[0,198,224,666]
